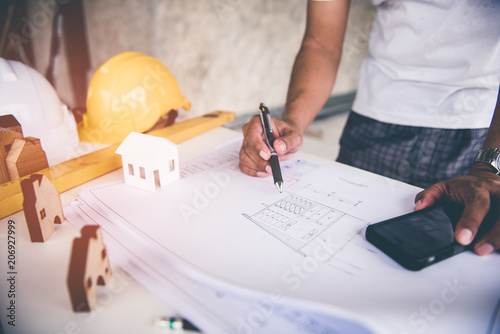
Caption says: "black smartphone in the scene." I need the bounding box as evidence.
[366,202,493,271]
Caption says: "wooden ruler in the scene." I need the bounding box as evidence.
[0,111,235,218]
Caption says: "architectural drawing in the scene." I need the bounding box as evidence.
[64,139,500,334]
[243,187,360,258]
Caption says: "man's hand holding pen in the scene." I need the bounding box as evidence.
[239,105,303,187]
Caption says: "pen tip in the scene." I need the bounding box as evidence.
[276,182,283,193]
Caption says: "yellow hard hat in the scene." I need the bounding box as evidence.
[78,51,191,143]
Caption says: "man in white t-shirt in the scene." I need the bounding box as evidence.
[239,0,500,256]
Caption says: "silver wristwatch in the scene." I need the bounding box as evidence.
[474,148,500,175]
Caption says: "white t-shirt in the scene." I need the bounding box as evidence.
[352,0,500,129]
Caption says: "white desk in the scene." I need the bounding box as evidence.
[1,126,499,334]
[0,127,241,334]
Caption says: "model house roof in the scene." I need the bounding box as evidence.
[0,114,22,133]
[115,132,179,162]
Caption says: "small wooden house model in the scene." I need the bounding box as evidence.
[67,225,111,312]
[6,137,49,180]
[0,114,23,148]
[0,114,23,183]
[20,174,63,242]
[115,132,180,191]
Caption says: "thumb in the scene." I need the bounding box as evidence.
[273,129,303,157]
[273,138,287,155]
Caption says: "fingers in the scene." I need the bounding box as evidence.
[273,122,303,157]
[454,187,491,246]
[274,137,301,161]
[414,175,500,256]
[474,219,500,256]
[414,177,491,246]
[239,115,271,177]
[239,115,303,177]
[414,184,443,211]
[413,182,482,244]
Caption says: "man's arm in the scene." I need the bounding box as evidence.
[283,0,350,134]
[239,0,350,177]
[415,86,500,256]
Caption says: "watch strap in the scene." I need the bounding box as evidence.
[474,148,500,175]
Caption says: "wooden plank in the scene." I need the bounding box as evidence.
[0,111,235,218]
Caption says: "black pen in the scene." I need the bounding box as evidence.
[259,103,284,193]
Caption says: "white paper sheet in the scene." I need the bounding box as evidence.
[65,196,376,334]
[65,140,500,334]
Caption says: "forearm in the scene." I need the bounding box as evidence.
[282,0,350,134]
[283,43,342,134]
[480,86,500,149]
[469,86,500,174]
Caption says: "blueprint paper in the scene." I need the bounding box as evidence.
[65,140,500,334]
[65,199,376,334]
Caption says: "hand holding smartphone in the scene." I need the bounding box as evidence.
[366,201,494,271]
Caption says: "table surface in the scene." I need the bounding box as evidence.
[3,126,499,334]
[0,127,242,334]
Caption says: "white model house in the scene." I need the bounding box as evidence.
[116,132,180,191]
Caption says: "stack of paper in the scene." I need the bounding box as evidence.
[64,140,500,334]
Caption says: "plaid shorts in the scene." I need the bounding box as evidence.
[336,111,489,189]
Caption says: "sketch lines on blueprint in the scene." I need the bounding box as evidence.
[243,184,377,275]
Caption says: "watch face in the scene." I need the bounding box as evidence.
[475,149,500,174]
[495,154,500,170]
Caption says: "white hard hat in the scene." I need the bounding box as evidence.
[0,57,79,165]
